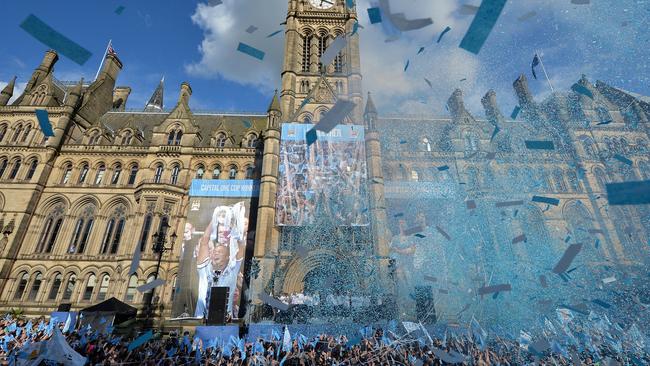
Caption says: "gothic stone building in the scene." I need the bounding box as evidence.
[1,0,649,321]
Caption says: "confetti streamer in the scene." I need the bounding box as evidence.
[20,14,93,65]
[459,0,507,54]
[437,26,452,43]
[237,42,265,61]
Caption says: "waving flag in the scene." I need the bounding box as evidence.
[531,54,540,79]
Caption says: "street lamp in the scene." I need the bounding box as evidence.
[145,221,177,321]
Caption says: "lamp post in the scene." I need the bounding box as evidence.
[145,221,177,322]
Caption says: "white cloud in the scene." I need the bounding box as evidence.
[187,0,649,117]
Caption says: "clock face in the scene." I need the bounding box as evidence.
[309,0,334,9]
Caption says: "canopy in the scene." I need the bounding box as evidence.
[80,297,137,325]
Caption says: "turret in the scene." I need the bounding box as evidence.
[481,90,505,125]
[64,78,84,108]
[179,82,192,105]
[363,92,377,130]
[267,90,281,130]
[513,74,534,107]
[447,89,475,123]
[0,76,16,106]
[144,77,164,112]
[112,86,131,111]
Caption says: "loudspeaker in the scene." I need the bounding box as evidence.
[414,286,435,322]
[57,303,71,312]
[207,286,229,325]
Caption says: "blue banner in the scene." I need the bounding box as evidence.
[189,179,260,197]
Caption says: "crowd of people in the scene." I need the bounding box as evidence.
[1,312,648,365]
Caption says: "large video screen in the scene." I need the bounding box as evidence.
[275,123,369,226]
[174,180,258,319]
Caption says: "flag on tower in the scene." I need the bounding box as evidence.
[531,54,540,79]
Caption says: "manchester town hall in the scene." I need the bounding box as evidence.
[0,0,648,322]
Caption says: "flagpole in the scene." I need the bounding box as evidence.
[94,39,112,81]
[536,49,554,92]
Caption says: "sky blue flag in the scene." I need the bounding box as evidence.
[237,42,265,61]
[254,341,265,354]
[271,328,281,341]
[359,326,373,338]
[35,109,55,137]
[223,343,232,358]
[167,347,176,357]
[128,330,153,352]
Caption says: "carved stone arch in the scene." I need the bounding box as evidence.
[97,267,117,278]
[148,159,167,169]
[101,196,132,217]
[69,195,101,215]
[38,195,70,216]
[280,249,341,294]
[62,265,82,277]
[299,112,314,123]
[0,191,4,211]
[316,27,330,37]
[45,265,68,278]
[166,122,184,133]
[332,27,345,36]
[300,26,316,36]
[12,264,33,277]
[91,160,107,170]
[143,266,166,279]
[167,159,184,169]
[314,106,330,121]
[29,264,48,276]
[79,266,101,280]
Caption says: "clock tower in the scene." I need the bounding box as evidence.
[248,0,392,322]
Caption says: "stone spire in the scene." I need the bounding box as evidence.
[364,91,377,116]
[144,77,164,112]
[268,89,281,113]
[481,90,505,125]
[0,76,16,106]
[363,92,377,130]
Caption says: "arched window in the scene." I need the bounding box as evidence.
[62,274,76,301]
[174,130,183,145]
[579,135,597,158]
[246,134,258,148]
[411,170,419,182]
[97,274,110,301]
[138,214,153,252]
[167,129,183,145]
[463,131,479,152]
[595,105,612,124]
[27,272,42,301]
[153,164,164,183]
[21,125,32,143]
[8,159,21,180]
[48,272,63,300]
[88,132,100,145]
[125,275,138,302]
[245,165,255,179]
[121,131,133,145]
[170,275,178,302]
[195,165,205,179]
[215,133,227,148]
[128,164,139,185]
[334,44,343,73]
[317,33,329,69]
[335,81,343,94]
[36,204,65,253]
[94,164,106,185]
[593,167,608,192]
[171,164,180,185]
[13,272,29,300]
[26,159,38,180]
[229,165,237,180]
[12,125,23,143]
[142,274,157,305]
[68,205,95,254]
[422,137,432,152]
[553,169,567,192]
[78,164,89,183]
[100,205,127,254]
[61,164,73,184]
[83,274,96,301]
[0,158,7,178]
[303,115,312,124]
[212,165,222,179]
[302,33,312,72]
[110,164,122,185]
[300,80,309,93]
[0,124,7,142]
[167,131,175,145]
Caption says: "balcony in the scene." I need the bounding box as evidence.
[133,178,187,201]
[157,145,181,156]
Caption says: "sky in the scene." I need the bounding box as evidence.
[1,0,649,117]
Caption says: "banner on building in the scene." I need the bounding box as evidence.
[275,123,369,226]
[173,179,258,320]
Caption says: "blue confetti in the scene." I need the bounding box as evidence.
[417,47,425,54]
[437,165,449,171]
[571,83,594,99]
[267,30,283,38]
[20,14,93,65]
[606,180,650,205]
[237,42,265,60]
[128,330,153,352]
[525,140,555,150]
[613,153,633,166]
[404,59,410,71]
[368,7,382,24]
[35,109,55,137]
[510,106,521,119]
[532,195,560,206]
[437,26,452,43]
[459,0,507,54]
[115,6,125,15]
